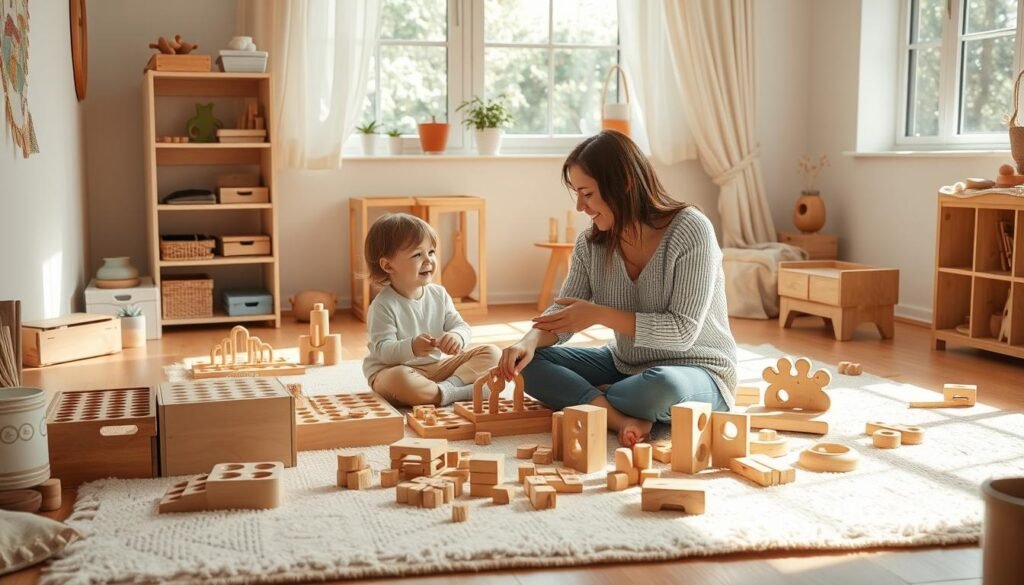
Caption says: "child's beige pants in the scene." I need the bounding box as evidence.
[370,344,501,406]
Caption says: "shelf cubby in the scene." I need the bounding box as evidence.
[975,208,1015,275]
[937,206,975,270]
[970,277,1010,340]
[933,272,973,331]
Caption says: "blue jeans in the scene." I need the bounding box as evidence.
[522,345,728,423]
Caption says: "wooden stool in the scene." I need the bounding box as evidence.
[535,243,573,311]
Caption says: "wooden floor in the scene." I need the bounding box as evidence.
[6,304,1021,585]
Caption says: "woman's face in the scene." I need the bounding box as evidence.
[568,164,614,232]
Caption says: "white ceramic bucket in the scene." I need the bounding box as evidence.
[0,387,51,489]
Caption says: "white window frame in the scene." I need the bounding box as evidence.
[897,0,1024,149]
[347,0,620,156]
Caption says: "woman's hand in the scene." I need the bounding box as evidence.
[498,342,535,380]
[531,297,603,335]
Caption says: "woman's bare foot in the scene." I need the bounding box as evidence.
[617,416,653,447]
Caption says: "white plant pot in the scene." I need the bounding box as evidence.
[387,136,403,155]
[474,128,504,155]
[360,134,378,156]
[0,387,50,490]
[121,316,146,349]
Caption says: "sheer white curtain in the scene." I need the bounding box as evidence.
[663,0,776,247]
[618,1,697,165]
[238,0,380,169]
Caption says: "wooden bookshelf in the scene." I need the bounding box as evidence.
[932,193,1023,357]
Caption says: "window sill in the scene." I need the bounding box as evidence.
[844,149,1010,158]
[343,153,565,161]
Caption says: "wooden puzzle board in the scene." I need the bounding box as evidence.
[407,406,476,440]
[159,378,289,405]
[453,397,552,423]
[48,387,155,425]
[191,361,305,379]
[294,391,404,450]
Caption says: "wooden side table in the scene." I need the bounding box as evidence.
[535,242,574,311]
[778,232,838,260]
[349,196,487,322]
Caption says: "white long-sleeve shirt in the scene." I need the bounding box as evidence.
[362,283,473,381]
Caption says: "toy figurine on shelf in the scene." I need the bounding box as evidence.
[149,34,200,55]
[994,164,1024,187]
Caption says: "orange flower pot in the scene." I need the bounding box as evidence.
[418,122,449,155]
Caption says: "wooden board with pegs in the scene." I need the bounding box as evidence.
[452,369,552,436]
[191,325,304,379]
[407,404,476,441]
[288,385,404,450]
[46,386,158,487]
[159,462,282,513]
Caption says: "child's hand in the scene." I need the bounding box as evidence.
[412,333,436,357]
[435,332,463,355]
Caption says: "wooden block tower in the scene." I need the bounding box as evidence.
[298,303,342,366]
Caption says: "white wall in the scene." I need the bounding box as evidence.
[83,0,814,309]
[0,0,88,320]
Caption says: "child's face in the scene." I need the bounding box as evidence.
[381,235,436,289]
[568,164,613,232]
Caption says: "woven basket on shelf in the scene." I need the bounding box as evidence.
[160,235,216,261]
[161,274,214,319]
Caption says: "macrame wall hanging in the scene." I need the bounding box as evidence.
[1,0,39,157]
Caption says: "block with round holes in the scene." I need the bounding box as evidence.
[671,402,712,475]
[292,386,404,450]
[872,429,901,449]
[750,429,790,458]
[407,405,475,440]
[710,412,751,469]
[562,405,607,474]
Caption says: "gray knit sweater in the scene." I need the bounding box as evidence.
[547,207,738,407]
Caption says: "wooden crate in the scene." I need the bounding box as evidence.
[158,378,296,476]
[46,387,158,486]
[21,314,121,367]
[294,392,404,451]
[145,54,211,72]
[219,187,269,204]
[217,235,271,256]
[777,232,838,260]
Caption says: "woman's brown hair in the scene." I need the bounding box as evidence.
[363,213,438,284]
[561,130,690,248]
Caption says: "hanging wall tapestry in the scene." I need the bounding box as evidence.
[1,0,38,157]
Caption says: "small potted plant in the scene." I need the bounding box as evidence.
[386,128,403,155]
[117,305,146,349]
[417,114,449,155]
[457,95,514,155]
[355,120,379,155]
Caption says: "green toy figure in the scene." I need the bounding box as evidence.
[186,103,224,143]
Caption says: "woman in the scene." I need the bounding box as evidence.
[499,131,737,447]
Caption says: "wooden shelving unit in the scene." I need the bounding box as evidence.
[143,71,280,329]
[932,193,1023,358]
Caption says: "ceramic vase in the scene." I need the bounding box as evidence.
[0,387,50,490]
[121,316,146,349]
[96,257,139,281]
[417,122,449,154]
[982,477,1024,585]
[474,128,504,155]
[793,190,826,233]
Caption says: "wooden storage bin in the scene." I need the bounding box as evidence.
[217,235,271,256]
[220,187,269,204]
[21,314,121,367]
[157,378,296,476]
[145,54,211,72]
[160,234,216,261]
[46,387,158,487]
[777,232,838,260]
[161,274,213,319]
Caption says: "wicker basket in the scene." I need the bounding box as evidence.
[162,274,214,319]
[160,235,216,261]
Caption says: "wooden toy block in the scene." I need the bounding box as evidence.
[158,378,296,477]
[532,447,553,465]
[640,478,705,514]
[749,454,796,484]
[639,468,661,486]
[563,404,608,474]
[474,431,492,445]
[380,468,399,488]
[337,453,366,473]
[798,442,860,473]
[453,369,553,436]
[439,471,467,497]
[614,448,634,472]
[446,449,462,468]
[552,475,584,493]
[298,304,342,366]
[396,456,445,480]
[46,386,159,487]
[865,421,924,445]
[651,440,672,464]
[872,429,901,449]
[158,475,211,513]
[710,412,750,469]
[452,502,470,522]
[671,402,711,474]
[471,471,500,485]
[523,475,547,498]
[407,483,426,506]
[729,456,775,487]
[421,487,441,508]
[345,468,372,490]
[837,361,862,376]
[191,326,304,379]
[492,484,515,505]
[395,482,412,504]
[32,479,62,512]
[291,386,404,451]
[468,453,504,476]
[160,462,283,513]
[469,483,496,497]
[390,437,448,468]
[518,464,536,483]
[745,407,829,435]
[530,485,557,510]
[734,386,762,406]
[909,384,978,408]
[551,411,564,460]
[607,472,628,491]
[750,429,790,457]
[762,357,831,411]
[516,444,538,459]
[633,443,653,470]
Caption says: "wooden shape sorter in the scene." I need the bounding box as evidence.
[157,378,296,476]
[671,402,712,474]
[407,404,476,440]
[288,384,404,451]
[46,387,159,487]
[563,404,607,474]
[745,356,831,435]
[453,369,552,436]
[710,412,750,469]
[159,462,283,513]
[191,326,305,379]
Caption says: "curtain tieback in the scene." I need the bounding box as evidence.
[712,147,761,187]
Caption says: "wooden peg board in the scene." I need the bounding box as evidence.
[291,389,404,450]
[159,461,282,513]
[407,405,476,440]
[191,360,305,379]
[46,387,159,486]
[453,397,552,436]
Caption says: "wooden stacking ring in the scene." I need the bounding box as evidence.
[872,429,901,449]
[798,442,860,472]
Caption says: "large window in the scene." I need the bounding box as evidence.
[358,0,620,153]
[901,0,1021,146]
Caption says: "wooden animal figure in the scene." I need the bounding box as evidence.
[762,357,832,411]
[172,34,199,54]
[298,303,342,366]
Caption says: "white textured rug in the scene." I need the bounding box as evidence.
[43,345,1024,584]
